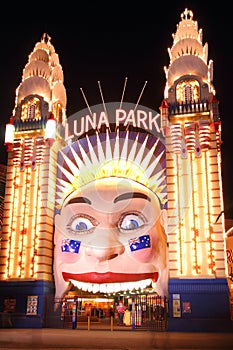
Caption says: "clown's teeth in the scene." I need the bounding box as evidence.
[70,279,152,294]
[93,283,100,293]
[113,283,121,293]
[99,284,107,293]
[87,283,93,292]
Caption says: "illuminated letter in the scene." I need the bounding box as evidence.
[85,113,97,131]
[74,118,85,137]
[116,109,126,126]
[124,109,136,127]
[97,111,109,129]
[137,110,147,129]
[148,112,160,132]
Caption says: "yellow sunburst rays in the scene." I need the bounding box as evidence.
[55,129,167,211]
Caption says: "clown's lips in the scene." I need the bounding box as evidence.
[62,271,158,284]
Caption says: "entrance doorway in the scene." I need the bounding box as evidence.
[59,292,168,331]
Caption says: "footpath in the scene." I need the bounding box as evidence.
[0,328,233,349]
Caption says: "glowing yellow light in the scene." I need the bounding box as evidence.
[96,159,149,187]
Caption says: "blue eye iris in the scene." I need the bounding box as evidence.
[68,216,95,234]
[75,222,88,231]
[120,213,145,231]
[124,219,139,230]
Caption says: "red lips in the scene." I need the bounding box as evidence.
[62,271,158,283]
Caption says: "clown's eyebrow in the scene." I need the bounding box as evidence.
[114,192,151,203]
[65,197,92,206]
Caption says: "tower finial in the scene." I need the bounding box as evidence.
[41,33,51,44]
[181,8,193,21]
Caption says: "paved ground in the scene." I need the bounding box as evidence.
[0,328,233,350]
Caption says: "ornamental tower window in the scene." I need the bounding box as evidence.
[21,97,41,122]
[176,79,200,104]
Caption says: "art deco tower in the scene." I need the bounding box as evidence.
[160,9,230,330]
[0,34,67,326]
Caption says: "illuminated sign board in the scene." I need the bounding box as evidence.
[64,102,163,143]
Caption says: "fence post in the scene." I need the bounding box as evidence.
[131,298,136,330]
[72,298,77,330]
[110,315,114,331]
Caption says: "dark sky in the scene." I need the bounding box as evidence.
[0,1,232,217]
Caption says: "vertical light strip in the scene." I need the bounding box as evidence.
[14,169,25,277]
[32,164,41,277]
[179,151,193,276]
[176,154,183,275]
[190,151,199,275]
[216,149,228,275]
[19,166,28,277]
[204,151,215,274]
[23,165,32,278]
[21,138,34,278]
[27,163,35,278]
[172,152,180,275]
[194,149,212,276]
[6,166,18,278]
[32,137,45,277]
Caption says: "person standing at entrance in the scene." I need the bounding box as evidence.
[123,308,132,326]
[116,301,126,325]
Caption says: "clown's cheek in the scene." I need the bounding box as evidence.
[56,248,81,264]
[129,247,153,262]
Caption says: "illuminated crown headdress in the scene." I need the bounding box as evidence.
[55,127,167,212]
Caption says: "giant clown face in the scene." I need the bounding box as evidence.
[54,129,168,301]
[54,177,168,300]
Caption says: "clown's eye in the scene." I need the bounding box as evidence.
[67,215,97,234]
[119,213,145,231]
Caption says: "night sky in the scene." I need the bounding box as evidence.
[0,1,232,217]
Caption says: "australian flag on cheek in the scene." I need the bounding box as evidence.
[128,234,150,252]
[61,239,81,254]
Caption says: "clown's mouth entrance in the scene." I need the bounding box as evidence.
[58,287,168,331]
[62,272,159,294]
